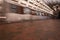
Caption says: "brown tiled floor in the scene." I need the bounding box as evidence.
[0,19,60,40]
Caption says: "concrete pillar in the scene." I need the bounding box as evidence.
[3,1,11,13]
[0,0,3,16]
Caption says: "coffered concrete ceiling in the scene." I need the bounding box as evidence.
[42,0,60,9]
[43,0,60,5]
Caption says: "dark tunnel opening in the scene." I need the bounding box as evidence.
[52,5,60,19]
[57,11,60,19]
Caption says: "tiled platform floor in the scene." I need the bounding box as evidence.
[0,19,60,40]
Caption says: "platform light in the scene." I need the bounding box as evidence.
[0,17,6,18]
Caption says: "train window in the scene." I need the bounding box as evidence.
[10,4,17,13]
[23,7,31,14]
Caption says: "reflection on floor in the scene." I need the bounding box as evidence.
[0,19,60,40]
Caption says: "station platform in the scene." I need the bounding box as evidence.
[0,19,60,40]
